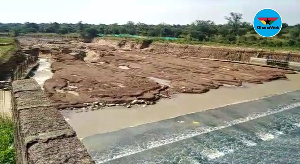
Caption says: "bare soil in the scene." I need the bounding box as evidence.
[29,39,292,109]
[17,37,295,109]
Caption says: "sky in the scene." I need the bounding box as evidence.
[0,0,299,25]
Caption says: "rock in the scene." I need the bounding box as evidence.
[131,100,138,105]
[139,93,156,101]
[68,85,78,90]
[126,104,132,108]
[142,104,147,108]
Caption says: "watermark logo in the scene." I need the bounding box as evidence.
[254,9,282,37]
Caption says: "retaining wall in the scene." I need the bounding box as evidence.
[0,48,39,82]
[12,79,94,164]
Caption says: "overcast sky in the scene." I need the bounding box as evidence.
[0,0,299,25]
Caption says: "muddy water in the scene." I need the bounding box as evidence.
[0,90,12,117]
[30,58,53,88]
[86,98,300,164]
[62,73,300,139]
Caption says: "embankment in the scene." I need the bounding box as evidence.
[148,43,300,62]
[0,46,39,82]
[94,38,300,63]
[12,79,94,164]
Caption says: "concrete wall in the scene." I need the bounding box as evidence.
[12,79,94,164]
[0,47,39,118]
[0,48,39,82]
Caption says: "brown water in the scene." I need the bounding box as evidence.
[61,73,300,139]
[31,58,53,88]
[0,90,12,117]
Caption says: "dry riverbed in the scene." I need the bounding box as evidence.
[37,39,294,109]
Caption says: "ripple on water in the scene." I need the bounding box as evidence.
[31,58,53,88]
[89,103,300,164]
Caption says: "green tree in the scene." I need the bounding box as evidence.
[282,23,289,29]
[81,27,99,42]
[225,12,243,36]
[58,27,69,34]
[77,21,84,33]
[125,21,136,35]
[193,20,217,38]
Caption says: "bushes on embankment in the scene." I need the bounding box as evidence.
[0,116,15,164]
[0,37,17,65]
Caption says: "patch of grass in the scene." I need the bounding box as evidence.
[23,33,80,38]
[0,45,16,64]
[0,37,17,64]
[0,116,15,164]
[0,38,14,44]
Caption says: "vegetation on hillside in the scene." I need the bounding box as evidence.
[1,13,300,49]
[0,38,16,64]
[0,116,15,164]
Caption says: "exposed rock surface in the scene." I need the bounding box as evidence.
[18,37,296,109]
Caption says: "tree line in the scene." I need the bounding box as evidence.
[1,13,300,48]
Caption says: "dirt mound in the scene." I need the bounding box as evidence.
[140,39,153,49]
[44,52,165,108]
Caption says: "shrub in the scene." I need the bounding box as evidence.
[274,41,283,47]
[0,117,15,164]
[247,35,257,42]
[288,39,296,46]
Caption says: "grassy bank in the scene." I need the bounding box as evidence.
[101,36,300,53]
[0,116,15,164]
[0,37,17,65]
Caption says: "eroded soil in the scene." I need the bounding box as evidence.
[18,37,295,109]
